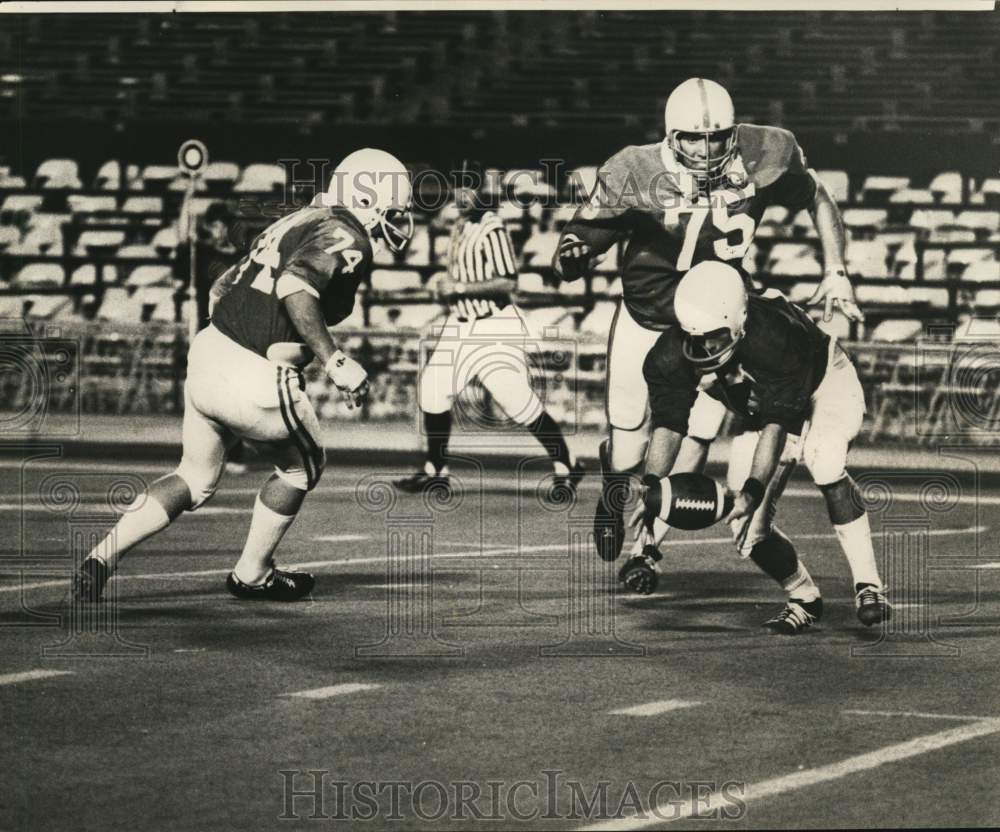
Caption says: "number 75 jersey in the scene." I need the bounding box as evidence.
[212,203,373,361]
[561,123,818,331]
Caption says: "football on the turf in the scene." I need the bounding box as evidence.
[642,472,734,532]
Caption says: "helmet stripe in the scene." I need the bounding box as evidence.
[697,78,711,129]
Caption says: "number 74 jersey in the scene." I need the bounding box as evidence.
[561,123,818,331]
[212,203,373,362]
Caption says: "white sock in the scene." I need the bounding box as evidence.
[782,562,820,603]
[553,460,570,476]
[834,513,883,590]
[87,495,171,573]
[233,496,296,586]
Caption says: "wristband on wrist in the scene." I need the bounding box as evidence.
[324,350,347,377]
[742,477,766,508]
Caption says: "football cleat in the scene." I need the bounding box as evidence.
[618,545,663,595]
[593,440,634,562]
[393,471,451,496]
[547,460,587,505]
[855,584,891,627]
[72,558,110,603]
[763,597,823,635]
[226,568,315,602]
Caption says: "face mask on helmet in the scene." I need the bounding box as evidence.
[670,128,737,183]
[682,326,742,373]
[377,207,414,253]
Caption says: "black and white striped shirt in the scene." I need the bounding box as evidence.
[446,211,517,321]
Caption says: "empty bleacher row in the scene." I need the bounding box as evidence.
[1,156,1000,342]
[1,11,997,133]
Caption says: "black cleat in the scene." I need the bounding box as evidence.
[393,471,451,496]
[226,568,315,602]
[547,460,587,505]
[72,558,110,603]
[593,440,634,562]
[763,597,823,635]
[618,545,663,595]
[855,583,891,627]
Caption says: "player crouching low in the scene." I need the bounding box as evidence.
[627,261,890,633]
[73,148,413,603]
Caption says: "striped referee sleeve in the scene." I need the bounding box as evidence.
[480,222,518,277]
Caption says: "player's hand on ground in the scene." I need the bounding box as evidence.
[325,350,369,410]
[807,267,865,323]
[554,233,592,280]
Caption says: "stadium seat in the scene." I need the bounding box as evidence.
[74,229,125,255]
[962,260,1000,283]
[23,294,72,319]
[498,201,524,222]
[10,223,62,255]
[558,277,585,296]
[149,287,179,321]
[517,272,552,294]
[404,226,430,265]
[522,306,574,339]
[151,226,179,255]
[791,209,817,238]
[0,173,26,189]
[977,178,1000,207]
[116,243,158,259]
[96,287,133,321]
[122,196,163,215]
[372,244,396,265]
[432,233,451,260]
[566,166,598,201]
[370,303,442,330]
[202,161,241,188]
[953,315,1000,340]
[141,165,180,193]
[814,169,849,203]
[1,194,43,221]
[0,226,20,250]
[371,269,422,292]
[888,188,934,205]
[33,158,81,189]
[896,243,946,280]
[928,171,963,204]
[551,204,577,229]
[842,208,887,233]
[14,262,63,287]
[847,239,890,278]
[67,195,118,217]
[605,277,623,297]
[71,264,119,286]
[909,209,956,233]
[869,318,925,343]
[95,160,142,191]
[126,264,174,287]
[766,243,822,276]
[860,175,909,206]
[594,245,620,274]
[954,210,1000,236]
[234,163,285,192]
[504,169,555,199]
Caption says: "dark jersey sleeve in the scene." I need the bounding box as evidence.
[280,219,367,299]
[643,331,701,435]
[559,147,641,262]
[765,137,817,212]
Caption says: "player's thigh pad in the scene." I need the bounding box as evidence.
[687,390,728,442]
[802,348,865,487]
[176,386,232,510]
[606,301,662,430]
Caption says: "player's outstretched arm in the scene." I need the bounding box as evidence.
[645,426,684,479]
[807,175,864,323]
[284,289,369,409]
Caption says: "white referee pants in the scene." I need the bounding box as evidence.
[418,306,545,426]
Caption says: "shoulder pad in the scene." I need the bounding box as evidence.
[736,124,805,188]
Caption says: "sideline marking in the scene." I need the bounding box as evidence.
[0,669,73,687]
[283,683,380,700]
[609,699,701,717]
[579,714,1000,831]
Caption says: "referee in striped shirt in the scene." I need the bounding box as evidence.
[394,160,584,500]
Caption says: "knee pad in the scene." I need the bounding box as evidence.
[174,460,222,510]
[275,445,326,492]
[688,392,728,442]
[803,432,849,487]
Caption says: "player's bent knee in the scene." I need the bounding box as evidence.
[174,461,221,510]
[803,434,849,487]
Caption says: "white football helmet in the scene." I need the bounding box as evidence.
[324,148,413,252]
[674,261,748,372]
[663,78,738,183]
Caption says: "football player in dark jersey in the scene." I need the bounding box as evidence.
[629,261,889,634]
[73,148,413,603]
[552,77,863,563]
